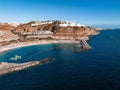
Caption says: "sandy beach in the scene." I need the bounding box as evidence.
[0,40,78,53]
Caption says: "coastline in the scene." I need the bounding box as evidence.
[0,40,77,75]
[0,40,78,53]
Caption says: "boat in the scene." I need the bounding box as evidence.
[10,55,21,61]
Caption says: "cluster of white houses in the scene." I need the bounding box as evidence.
[21,30,53,39]
[21,30,53,35]
[31,20,54,26]
[30,20,86,27]
[59,21,86,27]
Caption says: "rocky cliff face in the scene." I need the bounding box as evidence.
[0,23,19,43]
[0,23,16,31]
[13,21,99,39]
[0,20,99,41]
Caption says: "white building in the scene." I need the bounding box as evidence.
[21,30,53,35]
[59,21,75,27]
[76,24,86,27]
[31,20,54,26]
[36,30,53,34]
[59,21,86,27]
[59,24,69,27]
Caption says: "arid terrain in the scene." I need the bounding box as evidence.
[0,20,99,47]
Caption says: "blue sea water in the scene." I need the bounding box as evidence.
[0,29,120,90]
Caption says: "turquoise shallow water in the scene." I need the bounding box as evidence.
[0,29,120,90]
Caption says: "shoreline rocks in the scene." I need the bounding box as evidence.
[0,57,55,75]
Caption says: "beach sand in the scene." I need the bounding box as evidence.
[0,40,78,53]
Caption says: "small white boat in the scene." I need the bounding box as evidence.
[10,55,22,61]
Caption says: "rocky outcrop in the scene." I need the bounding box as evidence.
[0,20,99,41]
[0,58,55,75]
[0,31,19,43]
[14,21,98,34]
[0,23,16,31]
[12,20,99,40]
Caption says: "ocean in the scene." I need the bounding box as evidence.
[0,29,120,90]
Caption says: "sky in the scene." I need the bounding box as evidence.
[0,0,120,24]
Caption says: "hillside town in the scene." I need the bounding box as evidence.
[0,20,99,47]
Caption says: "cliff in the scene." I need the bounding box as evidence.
[14,21,98,35]
[0,20,99,43]
[0,23,16,31]
[12,20,99,40]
